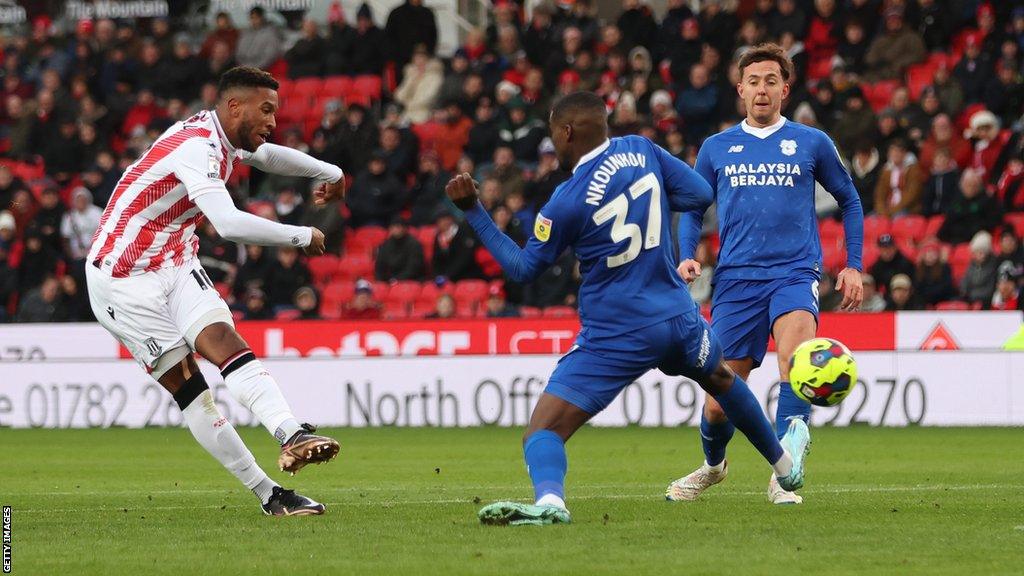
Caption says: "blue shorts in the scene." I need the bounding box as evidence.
[545,308,723,415]
[711,271,820,369]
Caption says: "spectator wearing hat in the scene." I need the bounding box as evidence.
[347,150,405,228]
[485,283,520,318]
[498,98,546,164]
[921,148,961,218]
[833,86,877,157]
[870,234,916,295]
[285,18,327,79]
[913,238,955,306]
[858,274,887,312]
[242,288,273,320]
[294,286,322,320]
[351,3,388,76]
[375,217,426,282]
[962,230,999,307]
[60,186,101,273]
[324,3,357,75]
[874,139,924,217]
[385,0,439,84]
[525,137,570,210]
[984,61,1024,128]
[236,6,282,70]
[991,262,1021,310]
[965,110,1006,181]
[938,168,1001,245]
[395,45,444,124]
[885,273,924,311]
[850,141,881,214]
[432,208,482,282]
[864,7,925,81]
[954,33,993,104]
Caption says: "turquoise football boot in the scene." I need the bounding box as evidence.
[478,501,571,526]
[776,417,811,492]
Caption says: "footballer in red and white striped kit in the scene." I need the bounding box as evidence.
[86,67,344,516]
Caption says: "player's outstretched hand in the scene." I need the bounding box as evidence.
[835,267,863,311]
[313,176,346,206]
[304,227,326,256]
[676,259,702,283]
[446,172,480,211]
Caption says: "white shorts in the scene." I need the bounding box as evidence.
[86,258,233,377]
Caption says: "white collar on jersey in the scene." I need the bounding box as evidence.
[210,110,236,155]
[740,116,788,139]
[572,139,611,174]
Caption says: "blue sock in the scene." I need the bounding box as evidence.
[775,381,812,440]
[700,412,735,467]
[523,430,567,502]
[711,375,784,465]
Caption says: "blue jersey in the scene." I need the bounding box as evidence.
[679,119,864,281]
[464,135,713,341]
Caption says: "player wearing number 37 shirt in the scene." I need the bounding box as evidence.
[448,92,811,526]
[86,67,345,516]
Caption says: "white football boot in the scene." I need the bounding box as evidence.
[768,473,803,504]
[665,461,728,501]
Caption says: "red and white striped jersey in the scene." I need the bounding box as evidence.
[89,110,241,278]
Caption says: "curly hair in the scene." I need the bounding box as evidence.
[217,66,279,95]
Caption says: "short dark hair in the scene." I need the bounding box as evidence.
[218,66,279,95]
[737,43,794,82]
[551,91,606,124]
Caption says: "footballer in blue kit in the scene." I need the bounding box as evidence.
[445,91,811,525]
[670,44,864,505]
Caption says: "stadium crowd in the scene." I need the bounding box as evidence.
[2,0,1024,323]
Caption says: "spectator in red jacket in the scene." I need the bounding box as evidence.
[342,279,383,320]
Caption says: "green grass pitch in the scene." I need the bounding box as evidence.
[2,426,1021,575]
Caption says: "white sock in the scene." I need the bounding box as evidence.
[220,351,302,444]
[536,493,567,510]
[771,450,794,479]
[181,389,279,503]
[705,460,726,473]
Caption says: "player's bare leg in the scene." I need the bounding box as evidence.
[666,358,750,501]
[479,394,590,525]
[156,354,324,515]
[767,310,817,504]
[193,322,339,474]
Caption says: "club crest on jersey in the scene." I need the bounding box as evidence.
[207,150,219,179]
[780,139,798,156]
[534,213,553,242]
[143,338,163,358]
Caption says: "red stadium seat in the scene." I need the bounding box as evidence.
[353,75,382,101]
[232,310,245,322]
[935,301,970,311]
[891,215,927,244]
[354,226,388,250]
[1004,213,1024,238]
[924,215,945,238]
[275,309,301,320]
[456,301,479,318]
[409,301,437,318]
[949,243,972,283]
[418,281,451,306]
[519,306,542,318]
[323,75,354,98]
[214,282,231,300]
[290,77,323,104]
[896,238,918,262]
[385,280,423,304]
[542,306,578,318]
[337,254,374,280]
[307,255,340,286]
[321,280,355,313]
[906,61,939,100]
[382,299,409,319]
[453,280,489,305]
[277,98,308,124]
[819,219,844,248]
[862,215,891,244]
[275,78,294,101]
[822,242,845,273]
